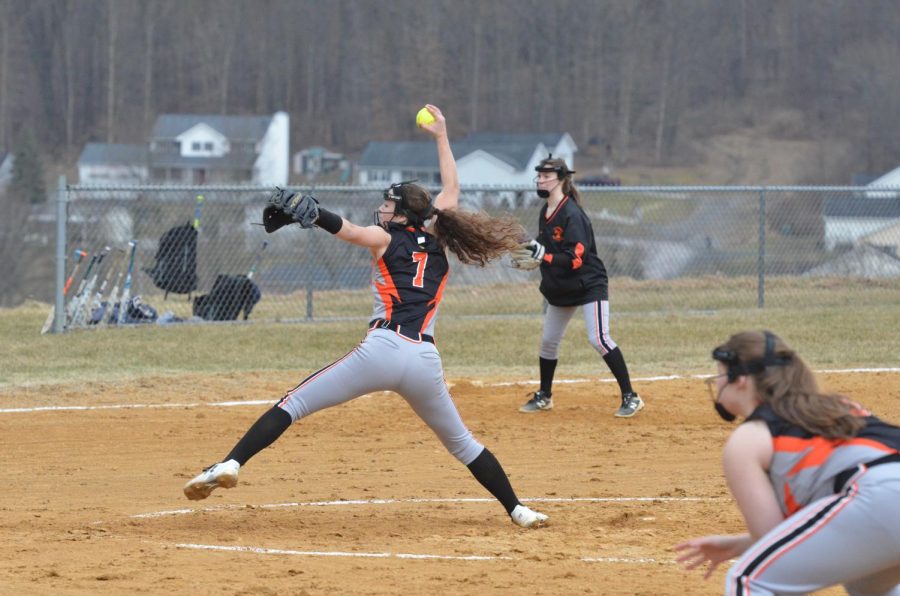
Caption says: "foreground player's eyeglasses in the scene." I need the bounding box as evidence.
[704,373,728,404]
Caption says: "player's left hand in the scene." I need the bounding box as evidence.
[674,534,748,579]
[285,193,320,229]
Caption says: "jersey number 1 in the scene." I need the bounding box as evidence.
[411,252,428,288]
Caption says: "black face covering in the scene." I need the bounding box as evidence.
[714,401,737,422]
[536,179,561,199]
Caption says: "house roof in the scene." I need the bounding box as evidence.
[78,143,149,166]
[359,142,440,169]
[152,114,272,141]
[359,132,570,170]
[868,165,900,187]
[824,197,900,218]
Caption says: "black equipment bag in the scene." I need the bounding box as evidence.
[144,222,198,297]
[192,274,261,321]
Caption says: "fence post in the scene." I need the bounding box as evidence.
[305,232,315,320]
[52,175,68,333]
[757,187,766,309]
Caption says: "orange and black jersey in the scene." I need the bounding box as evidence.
[747,403,900,516]
[537,196,609,306]
[370,222,449,336]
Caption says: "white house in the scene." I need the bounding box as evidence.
[0,151,14,191]
[865,165,900,199]
[148,112,289,185]
[77,143,149,186]
[357,132,577,187]
[77,112,289,187]
[822,196,900,250]
[860,220,900,258]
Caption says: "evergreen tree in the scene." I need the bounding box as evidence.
[10,132,47,204]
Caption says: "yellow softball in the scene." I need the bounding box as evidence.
[416,106,436,128]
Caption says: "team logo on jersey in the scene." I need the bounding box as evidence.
[552,226,564,241]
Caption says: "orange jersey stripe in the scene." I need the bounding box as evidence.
[572,242,585,270]
[421,268,450,332]
[374,257,401,320]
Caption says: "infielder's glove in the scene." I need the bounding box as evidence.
[510,239,545,270]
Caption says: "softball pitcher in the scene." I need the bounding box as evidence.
[184,105,548,529]
[676,330,900,594]
[512,155,643,417]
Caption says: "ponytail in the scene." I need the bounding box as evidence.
[432,208,524,266]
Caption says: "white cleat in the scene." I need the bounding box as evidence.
[183,459,240,500]
[511,504,549,528]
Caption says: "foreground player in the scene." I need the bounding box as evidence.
[184,105,548,528]
[512,155,642,417]
[676,330,900,594]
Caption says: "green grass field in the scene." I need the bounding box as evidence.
[2,276,897,390]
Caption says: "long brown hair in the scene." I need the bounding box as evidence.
[401,184,525,266]
[536,156,582,203]
[720,331,865,439]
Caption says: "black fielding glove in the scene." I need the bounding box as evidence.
[263,205,294,233]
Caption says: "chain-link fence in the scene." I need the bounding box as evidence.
[46,182,900,333]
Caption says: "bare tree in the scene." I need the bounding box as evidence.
[106,1,117,142]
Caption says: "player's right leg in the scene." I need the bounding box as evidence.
[184,330,401,500]
[520,304,575,413]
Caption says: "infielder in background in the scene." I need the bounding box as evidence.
[676,330,900,594]
[184,105,549,529]
[512,156,643,418]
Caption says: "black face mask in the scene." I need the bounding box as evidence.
[536,179,561,199]
[714,401,737,422]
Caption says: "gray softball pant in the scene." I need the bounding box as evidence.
[276,328,485,466]
[725,464,900,595]
[539,300,618,359]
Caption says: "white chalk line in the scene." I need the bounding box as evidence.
[129,496,715,519]
[478,367,900,388]
[173,542,676,565]
[3,367,897,414]
[174,543,514,561]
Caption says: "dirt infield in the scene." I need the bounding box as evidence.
[1,371,897,595]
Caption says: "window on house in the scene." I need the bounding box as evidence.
[204,142,213,151]
[192,142,201,151]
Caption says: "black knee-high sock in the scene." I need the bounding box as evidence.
[224,406,292,466]
[602,347,633,395]
[539,357,557,395]
[466,448,520,515]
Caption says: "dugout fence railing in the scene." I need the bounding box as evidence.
[46,180,900,333]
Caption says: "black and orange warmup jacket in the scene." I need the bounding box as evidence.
[536,196,609,307]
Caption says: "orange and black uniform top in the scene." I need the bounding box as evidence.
[747,403,900,516]
[536,195,609,306]
[370,222,450,337]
